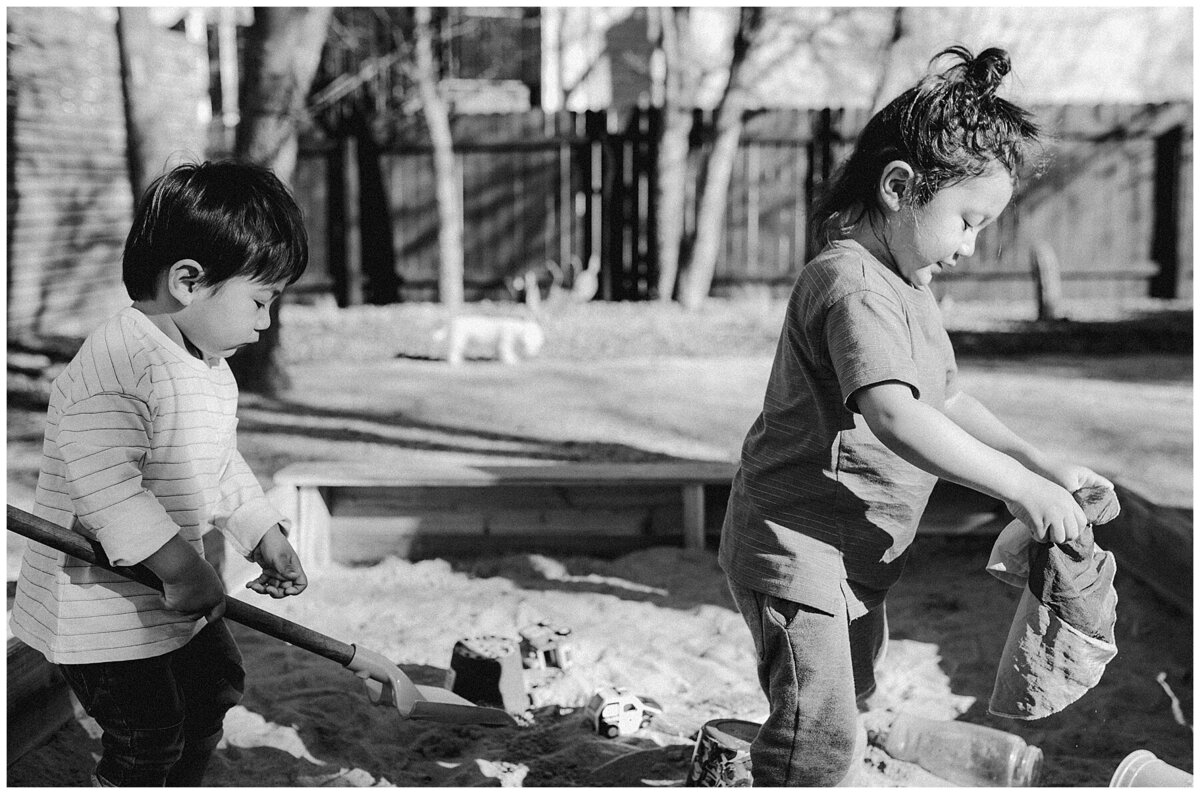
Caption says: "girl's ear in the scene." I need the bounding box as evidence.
[878,160,916,212]
[165,259,205,305]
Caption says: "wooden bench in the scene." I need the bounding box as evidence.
[271,460,738,569]
[7,635,77,762]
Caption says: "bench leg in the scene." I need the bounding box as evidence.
[681,484,706,551]
[295,485,332,571]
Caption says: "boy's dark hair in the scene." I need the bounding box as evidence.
[123,160,309,300]
[812,45,1043,246]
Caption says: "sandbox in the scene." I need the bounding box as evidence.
[6,480,1192,787]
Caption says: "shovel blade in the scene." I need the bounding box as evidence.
[409,690,519,726]
[348,643,519,726]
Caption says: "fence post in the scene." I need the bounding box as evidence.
[558,111,573,275]
[1032,240,1063,321]
[1150,124,1183,299]
[340,135,364,306]
[805,108,833,261]
[587,110,608,300]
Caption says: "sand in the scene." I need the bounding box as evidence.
[8,533,1192,787]
[7,304,1192,787]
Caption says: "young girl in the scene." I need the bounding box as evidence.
[718,45,1112,786]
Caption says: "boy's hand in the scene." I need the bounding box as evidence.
[142,534,227,621]
[1005,472,1089,545]
[162,564,227,622]
[246,525,308,598]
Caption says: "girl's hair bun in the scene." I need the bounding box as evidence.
[934,44,1011,99]
[809,42,1041,245]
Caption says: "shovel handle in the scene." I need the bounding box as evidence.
[6,504,356,667]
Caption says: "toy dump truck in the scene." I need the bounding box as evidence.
[582,685,663,738]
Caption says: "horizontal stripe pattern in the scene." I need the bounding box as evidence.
[11,307,285,664]
[720,241,957,617]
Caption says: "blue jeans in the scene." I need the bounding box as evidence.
[727,579,886,787]
[58,619,244,787]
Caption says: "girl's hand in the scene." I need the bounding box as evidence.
[1005,471,1089,545]
[1035,458,1113,494]
[246,525,308,598]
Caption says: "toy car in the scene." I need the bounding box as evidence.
[519,621,574,670]
[582,685,664,738]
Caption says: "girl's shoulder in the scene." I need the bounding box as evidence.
[798,240,895,302]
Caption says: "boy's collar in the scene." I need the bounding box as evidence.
[176,328,206,361]
[131,306,221,367]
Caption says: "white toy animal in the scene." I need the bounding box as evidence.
[437,315,546,366]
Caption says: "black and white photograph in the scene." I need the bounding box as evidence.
[7,5,1193,787]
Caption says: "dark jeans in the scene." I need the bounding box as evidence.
[727,579,887,787]
[59,620,244,787]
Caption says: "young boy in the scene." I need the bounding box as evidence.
[10,160,311,786]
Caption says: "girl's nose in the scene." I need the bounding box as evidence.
[959,230,978,258]
[255,311,271,331]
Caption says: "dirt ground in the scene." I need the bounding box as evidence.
[6,301,1193,786]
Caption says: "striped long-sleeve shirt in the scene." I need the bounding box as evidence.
[10,307,287,664]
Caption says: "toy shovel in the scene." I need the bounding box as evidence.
[6,505,517,727]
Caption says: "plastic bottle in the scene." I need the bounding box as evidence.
[1109,749,1194,787]
[874,711,1043,787]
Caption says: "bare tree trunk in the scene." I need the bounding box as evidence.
[415,7,465,311]
[654,7,693,302]
[116,8,186,199]
[676,8,763,310]
[235,7,330,179]
[230,7,331,395]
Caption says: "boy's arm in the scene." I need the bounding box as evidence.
[855,382,1088,543]
[59,394,225,619]
[214,447,292,558]
[57,394,181,567]
[217,448,307,597]
[942,390,1113,493]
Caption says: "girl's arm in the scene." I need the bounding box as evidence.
[942,390,1113,493]
[855,382,1088,543]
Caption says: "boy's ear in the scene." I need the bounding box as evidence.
[878,160,916,212]
[165,259,205,305]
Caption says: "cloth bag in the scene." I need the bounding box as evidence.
[985,486,1120,720]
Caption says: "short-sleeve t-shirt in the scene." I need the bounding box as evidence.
[719,239,960,618]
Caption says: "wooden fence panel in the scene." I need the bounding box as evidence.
[715,142,808,286]
[941,133,1162,303]
[383,152,434,296]
[289,145,333,295]
[382,141,565,298]
[7,8,132,339]
[7,8,211,339]
[296,102,1191,306]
